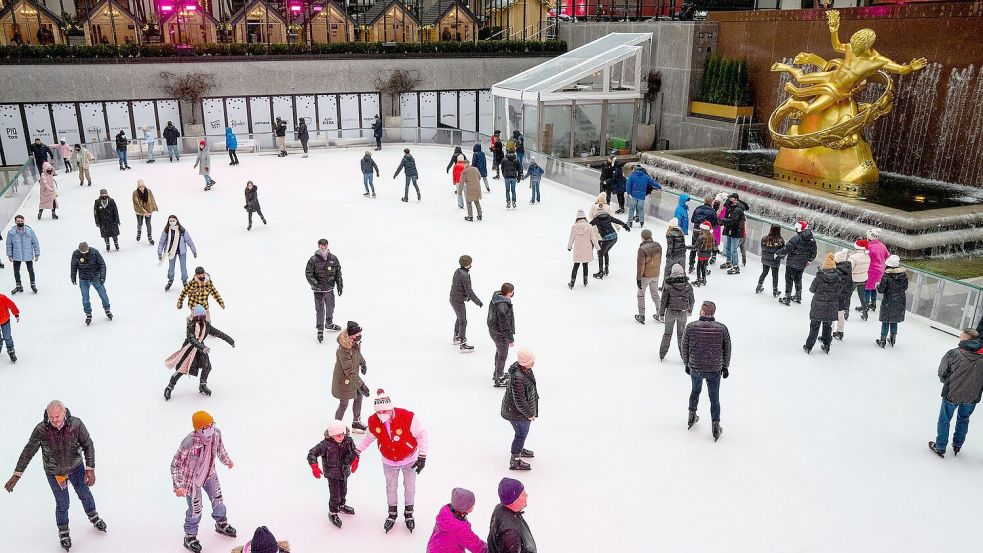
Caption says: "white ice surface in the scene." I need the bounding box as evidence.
[0,145,976,552]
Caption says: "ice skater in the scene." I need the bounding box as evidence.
[426,488,487,552]
[803,254,841,354]
[0,291,18,362]
[275,117,287,157]
[54,138,72,172]
[689,196,717,273]
[446,145,467,172]
[501,348,538,471]
[158,215,197,291]
[664,218,687,284]
[360,151,380,197]
[490,130,504,179]
[332,321,369,431]
[681,301,731,441]
[634,228,662,324]
[832,249,854,341]
[500,147,521,209]
[848,239,871,319]
[132,179,158,244]
[296,119,309,158]
[471,143,490,192]
[488,282,515,387]
[7,214,40,295]
[461,159,483,221]
[567,209,599,289]
[70,242,112,326]
[70,144,94,187]
[306,239,343,341]
[194,140,216,190]
[863,228,891,314]
[756,225,785,296]
[143,125,156,163]
[776,221,817,305]
[307,419,360,528]
[38,161,59,220]
[114,130,131,170]
[177,266,225,320]
[929,328,983,458]
[659,264,695,361]
[875,255,908,348]
[692,222,714,287]
[163,305,235,399]
[450,255,484,352]
[225,127,239,165]
[589,208,630,279]
[524,156,544,204]
[394,148,421,202]
[93,189,120,251]
[244,181,267,230]
[163,121,181,161]
[372,115,383,150]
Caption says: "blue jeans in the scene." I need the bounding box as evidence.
[79,279,110,314]
[362,173,375,194]
[517,152,524,170]
[45,463,97,528]
[168,253,189,284]
[504,178,517,203]
[724,235,740,266]
[880,322,898,337]
[184,475,227,536]
[865,289,877,305]
[116,149,127,167]
[689,370,721,422]
[530,180,541,203]
[481,175,490,191]
[627,196,645,223]
[202,174,215,186]
[935,399,976,451]
[167,145,180,160]
[510,419,531,455]
[0,320,12,351]
[457,187,465,208]
[404,175,420,199]
[146,143,155,161]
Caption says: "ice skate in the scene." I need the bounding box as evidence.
[329,513,342,528]
[384,506,398,533]
[164,384,174,401]
[802,345,811,354]
[778,295,792,306]
[326,323,341,332]
[59,528,71,551]
[183,534,202,553]
[214,521,236,537]
[820,342,830,354]
[567,279,574,289]
[928,441,944,458]
[339,505,355,515]
[712,421,723,442]
[833,331,844,340]
[351,421,367,433]
[105,310,113,321]
[773,289,780,297]
[727,266,740,275]
[861,309,869,321]
[30,283,37,293]
[453,335,462,345]
[404,505,415,532]
[85,313,92,326]
[719,262,732,270]
[8,349,16,363]
[509,456,531,470]
[519,449,534,458]
[493,377,507,388]
[88,514,107,532]
[954,446,961,456]
[755,285,764,294]
[165,280,173,291]
[634,314,645,324]
[889,333,896,347]
[875,337,887,348]
[687,410,699,429]
[792,294,802,304]
[317,329,324,343]
[199,382,212,396]
[459,342,474,353]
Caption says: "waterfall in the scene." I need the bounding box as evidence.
[931,66,974,181]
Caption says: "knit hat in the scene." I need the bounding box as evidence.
[59,137,66,143]
[886,254,901,268]
[822,253,836,270]
[854,239,868,249]
[795,220,809,232]
[451,487,476,512]
[99,188,108,195]
[247,526,279,553]
[326,419,347,437]
[517,348,535,367]
[459,255,472,268]
[498,478,524,505]
[714,192,728,203]
[728,192,740,200]
[670,263,685,278]
[199,140,206,146]
[576,209,586,220]
[192,410,213,431]
[700,221,712,230]
[346,321,362,336]
[596,193,606,204]
[192,305,206,317]
[668,217,679,228]
[373,389,393,412]
[195,266,205,275]
[866,228,880,240]
[834,249,849,263]
[640,229,653,240]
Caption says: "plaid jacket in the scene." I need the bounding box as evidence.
[170,428,232,491]
[177,275,224,310]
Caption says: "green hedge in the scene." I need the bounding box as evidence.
[697,53,752,107]
[0,40,566,61]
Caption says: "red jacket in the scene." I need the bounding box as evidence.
[0,295,19,324]
[452,161,466,185]
[367,408,419,463]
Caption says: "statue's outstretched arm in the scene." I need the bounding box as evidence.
[882,56,928,75]
[827,11,847,53]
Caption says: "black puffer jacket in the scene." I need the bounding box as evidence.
[590,213,628,240]
[776,229,817,270]
[14,408,95,476]
[665,228,687,262]
[939,339,983,404]
[760,235,786,268]
[446,146,467,172]
[501,153,521,179]
[71,248,106,283]
[691,204,717,229]
[660,276,695,316]
[599,161,622,191]
[163,124,181,145]
[114,132,128,151]
[488,503,537,553]
[501,362,538,421]
[305,250,343,293]
[835,260,853,310]
[722,199,748,238]
[487,292,515,341]
[296,120,309,141]
[93,198,121,238]
[244,185,261,213]
[360,155,379,175]
[307,436,357,480]
[877,268,908,323]
[450,267,482,305]
[809,268,842,322]
[681,316,732,372]
[274,120,287,137]
[394,154,418,178]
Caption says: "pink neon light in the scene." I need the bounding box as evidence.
[160,4,174,10]
[290,4,302,10]
[184,4,197,10]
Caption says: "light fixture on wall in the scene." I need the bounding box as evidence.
[184,3,197,11]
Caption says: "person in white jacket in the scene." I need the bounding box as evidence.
[142,125,157,163]
[848,239,872,320]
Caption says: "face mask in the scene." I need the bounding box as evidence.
[201,427,214,438]
[46,170,52,174]
[100,195,107,200]
[377,412,391,423]
[169,221,177,227]
[16,222,24,228]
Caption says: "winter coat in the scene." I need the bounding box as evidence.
[177,273,225,310]
[157,227,196,257]
[599,161,622,191]
[132,188,159,215]
[30,142,53,163]
[165,317,233,376]
[450,267,482,305]
[681,316,732,373]
[665,227,687,266]
[590,212,627,241]
[360,155,380,176]
[71,248,106,283]
[722,199,748,238]
[394,154,419,178]
[115,132,128,151]
[143,129,155,146]
[636,238,662,279]
[776,230,817,270]
[835,261,853,310]
[523,162,544,184]
[674,194,690,234]
[501,153,521,179]
[568,220,599,264]
[808,268,842,322]
[0,295,19,325]
[194,148,211,175]
[939,339,983,404]
[274,120,287,137]
[511,132,524,155]
[70,147,94,169]
[428,504,488,553]
[625,167,659,200]
[38,162,57,209]
[471,144,488,177]
[296,121,309,142]
[372,118,383,138]
[866,239,890,290]
[305,250,343,292]
[487,292,515,341]
[848,249,871,284]
[453,161,466,187]
[332,330,366,400]
[877,268,908,323]
[501,362,538,421]
[225,128,237,150]
[691,204,718,229]
[244,186,261,213]
[93,197,120,238]
[447,147,467,172]
[607,172,626,195]
[163,124,181,145]
[713,206,724,244]
[14,408,94,477]
[307,436,357,480]
[491,136,504,164]
[6,225,40,261]
[660,275,695,316]
[760,235,786,268]
[53,142,72,158]
[487,503,537,553]
[170,427,232,492]
[462,167,483,202]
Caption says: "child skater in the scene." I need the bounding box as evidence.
[244,180,267,231]
[693,221,714,287]
[307,419,359,529]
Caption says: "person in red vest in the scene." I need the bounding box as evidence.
[357,388,429,534]
[0,292,19,362]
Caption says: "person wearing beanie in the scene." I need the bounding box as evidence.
[488,478,536,553]
[453,157,468,210]
[70,241,112,326]
[274,117,287,157]
[373,114,383,151]
[756,225,785,296]
[832,249,854,341]
[394,148,422,203]
[775,220,817,305]
[624,165,660,228]
[170,410,236,553]
[711,193,727,264]
[500,146,522,209]
[501,348,538,470]
[450,255,484,352]
[332,320,369,432]
[0,291,19,362]
[689,196,717,272]
[803,253,842,354]
[194,139,216,190]
[589,208,631,279]
[598,154,624,213]
[876,255,908,348]
[92,188,121,251]
[659,263,695,361]
[568,210,599,289]
[863,228,891,314]
[70,143,94,186]
[929,328,983,458]
[306,238,344,342]
[634,227,663,324]
[357,388,430,533]
[589,192,613,221]
[426,488,487,553]
[244,180,267,231]
[461,159,484,221]
[5,400,105,551]
[681,301,731,441]
[233,526,290,553]
[664,217,687,284]
[36,160,59,221]
[177,266,225,320]
[360,150,381,197]
[114,130,131,170]
[488,282,516,387]
[307,420,359,528]
[163,304,235,400]
[848,239,872,319]
[692,222,715,287]
[523,156,544,205]
[54,137,73,172]
[132,179,159,244]
[720,193,748,274]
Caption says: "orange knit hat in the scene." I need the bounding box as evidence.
[192,410,213,431]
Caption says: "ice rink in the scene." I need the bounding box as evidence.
[0,144,978,552]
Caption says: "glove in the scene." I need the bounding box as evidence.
[722,369,729,379]
[350,456,359,474]
[568,247,572,251]
[193,253,198,258]
[310,463,322,479]
[624,225,632,232]
[84,469,95,486]
[413,455,426,475]
[4,475,19,492]
[358,383,370,397]
[158,256,163,262]
[337,287,343,296]
[361,364,367,375]
[636,279,642,290]
[71,279,76,285]
[684,366,690,375]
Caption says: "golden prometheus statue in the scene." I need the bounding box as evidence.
[768,10,927,186]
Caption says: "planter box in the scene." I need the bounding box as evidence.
[689,101,753,120]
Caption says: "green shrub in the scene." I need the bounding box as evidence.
[697,53,752,106]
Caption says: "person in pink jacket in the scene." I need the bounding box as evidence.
[37,161,59,220]
[427,487,487,553]
[51,138,73,173]
[863,228,891,313]
[567,209,599,289]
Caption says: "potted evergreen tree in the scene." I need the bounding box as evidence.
[374,70,423,140]
[690,54,754,120]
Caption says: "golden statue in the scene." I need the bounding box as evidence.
[768,11,928,185]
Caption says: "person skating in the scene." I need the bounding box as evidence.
[132,179,158,244]
[659,264,695,361]
[929,328,983,458]
[756,225,785,296]
[142,125,157,163]
[244,181,267,230]
[688,196,717,272]
[194,140,217,191]
[488,478,536,552]
[803,254,841,354]
[776,220,817,305]
[372,114,383,150]
[332,321,369,431]
[664,217,687,283]
[462,159,483,221]
[523,157,544,205]
[37,161,59,220]
[93,189,120,251]
[225,127,239,165]
[394,148,422,202]
[307,420,360,528]
[487,283,515,387]
[500,149,521,209]
[163,306,235,399]
[446,145,468,173]
[114,130,131,170]
[70,242,111,326]
[296,119,309,158]
[567,209,599,289]
[634,228,662,324]
[70,144,94,187]
[863,228,891,314]
[53,138,73,172]
[599,154,625,213]
[360,151,380,198]
[720,193,748,274]
[501,348,538,471]
[0,292,18,362]
[170,411,237,552]
[450,255,484,352]
[30,137,54,173]
[832,249,854,340]
[471,143,490,192]
[490,130,504,179]
[711,193,727,265]
[274,117,288,157]
[306,239,343,341]
[624,165,659,228]
[177,266,225,320]
[692,222,714,287]
[5,400,105,551]
[674,193,690,241]
[357,388,429,533]
[158,215,197,291]
[427,488,487,553]
[681,301,731,441]
[453,158,468,210]
[875,255,908,348]
[511,130,525,169]
[589,209,631,279]
[848,239,872,320]
[163,121,181,161]
[6,215,39,295]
